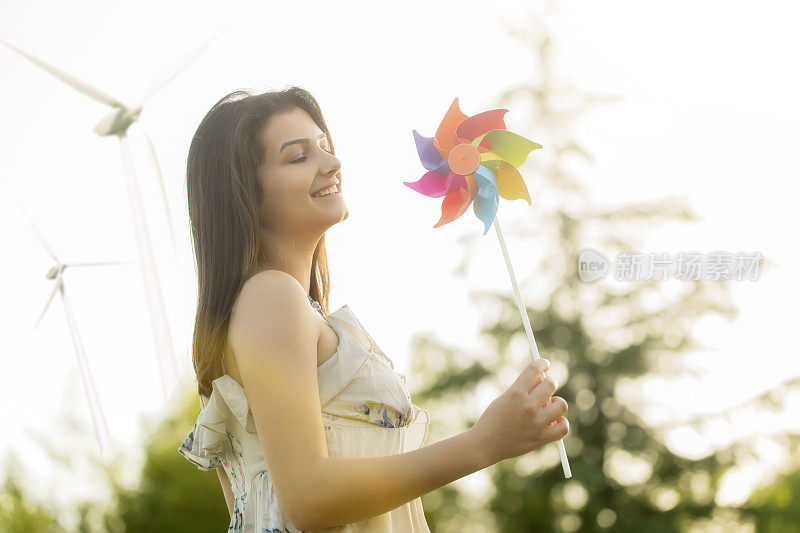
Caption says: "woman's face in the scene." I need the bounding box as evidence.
[257,107,347,239]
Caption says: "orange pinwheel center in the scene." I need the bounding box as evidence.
[448,143,480,176]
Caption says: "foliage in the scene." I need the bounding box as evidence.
[95,389,232,532]
[0,460,62,533]
[409,8,796,533]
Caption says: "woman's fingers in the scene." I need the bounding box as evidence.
[541,396,568,425]
[511,359,550,395]
[531,374,558,406]
[543,416,570,440]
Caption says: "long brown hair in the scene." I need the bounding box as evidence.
[186,86,334,398]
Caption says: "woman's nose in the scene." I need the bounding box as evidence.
[325,154,341,174]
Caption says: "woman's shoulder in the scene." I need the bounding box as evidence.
[228,271,318,370]
[239,269,304,301]
[232,271,309,323]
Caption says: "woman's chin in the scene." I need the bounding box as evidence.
[309,196,348,225]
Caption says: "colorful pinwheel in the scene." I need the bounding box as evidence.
[404,97,542,235]
[404,97,572,478]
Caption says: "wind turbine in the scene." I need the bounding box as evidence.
[0,17,242,402]
[21,205,132,457]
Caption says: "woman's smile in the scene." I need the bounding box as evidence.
[311,182,342,199]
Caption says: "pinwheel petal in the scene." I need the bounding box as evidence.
[434,97,469,158]
[412,130,449,173]
[483,129,542,168]
[473,186,499,235]
[445,171,468,193]
[465,173,478,200]
[403,170,456,198]
[479,151,503,163]
[473,164,498,199]
[482,159,532,206]
[455,108,508,147]
[471,132,488,148]
[433,179,473,228]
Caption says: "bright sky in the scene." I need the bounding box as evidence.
[1,0,798,521]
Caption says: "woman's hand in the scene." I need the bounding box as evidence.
[468,358,569,465]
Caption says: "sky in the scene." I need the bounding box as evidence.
[0,0,798,520]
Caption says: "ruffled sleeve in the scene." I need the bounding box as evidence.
[178,421,223,470]
[178,375,256,471]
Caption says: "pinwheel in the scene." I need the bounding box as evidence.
[404,97,572,478]
[404,97,542,235]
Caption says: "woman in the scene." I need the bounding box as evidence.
[179,86,569,532]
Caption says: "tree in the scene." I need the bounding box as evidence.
[409,7,793,532]
[96,389,231,532]
[0,458,62,533]
[28,384,234,532]
[740,458,800,532]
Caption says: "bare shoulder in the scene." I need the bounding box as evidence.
[231,270,311,334]
[235,270,304,310]
[228,270,318,368]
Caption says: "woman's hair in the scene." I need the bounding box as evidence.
[186,86,335,398]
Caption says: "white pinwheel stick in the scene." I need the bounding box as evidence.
[492,212,572,479]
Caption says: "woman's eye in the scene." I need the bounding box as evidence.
[291,146,332,163]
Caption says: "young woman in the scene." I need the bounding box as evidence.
[178,86,569,532]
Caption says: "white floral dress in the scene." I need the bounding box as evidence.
[179,296,431,532]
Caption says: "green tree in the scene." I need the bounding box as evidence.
[409,7,792,532]
[96,388,231,532]
[0,458,63,533]
[42,385,232,532]
[740,460,800,532]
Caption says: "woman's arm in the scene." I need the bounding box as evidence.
[216,466,234,518]
[305,427,490,529]
[230,271,495,531]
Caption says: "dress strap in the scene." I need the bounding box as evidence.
[308,295,328,320]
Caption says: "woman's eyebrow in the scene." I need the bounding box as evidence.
[279,132,328,153]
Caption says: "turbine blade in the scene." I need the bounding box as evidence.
[35,278,61,328]
[139,127,179,259]
[132,16,243,109]
[19,204,58,261]
[67,261,132,267]
[0,37,124,108]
